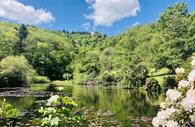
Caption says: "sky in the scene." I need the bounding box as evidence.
[0,0,195,35]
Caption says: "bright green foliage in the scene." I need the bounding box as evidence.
[0,99,20,119]
[0,22,18,59]
[153,3,193,71]
[127,64,149,88]
[28,41,73,80]
[32,76,50,83]
[39,95,82,127]
[0,3,194,87]
[0,56,36,87]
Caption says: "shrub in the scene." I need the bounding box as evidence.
[32,76,50,83]
[46,83,57,92]
[162,76,177,90]
[39,95,83,126]
[0,56,36,87]
[63,73,72,80]
[98,71,118,86]
[0,99,20,119]
[152,56,195,127]
[128,64,149,88]
[145,78,161,92]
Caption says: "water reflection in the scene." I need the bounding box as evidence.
[62,85,165,126]
[0,96,36,111]
[0,85,164,126]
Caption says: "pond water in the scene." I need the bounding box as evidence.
[0,85,164,127]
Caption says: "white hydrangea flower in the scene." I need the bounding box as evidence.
[175,67,185,74]
[47,95,59,106]
[166,89,182,102]
[188,70,195,83]
[178,80,190,89]
[157,107,176,120]
[153,55,195,127]
[190,114,195,123]
[192,59,195,68]
[165,120,179,127]
[181,89,195,110]
[152,117,166,127]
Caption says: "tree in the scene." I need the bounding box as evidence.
[14,24,29,54]
[18,24,28,41]
[0,56,36,87]
[154,3,190,71]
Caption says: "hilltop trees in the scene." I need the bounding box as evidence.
[0,3,194,88]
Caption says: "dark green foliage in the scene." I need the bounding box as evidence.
[145,79,161,92]
[46,84,57,91]
[162,76,177,90]
[128,64,149,88]
[14,24,29,54]
[17,24,28,41]
[98,71,118,86]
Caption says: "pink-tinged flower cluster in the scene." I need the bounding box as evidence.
[188,69,195,83]
[152,54,195,127]
[166,89,181,102]
[152,107,178,126]
[175,67,185,75]
[181,89,195,110]
[165,120,179,127]
[178,80,190,89]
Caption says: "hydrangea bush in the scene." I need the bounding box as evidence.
[152,55,195,127]
[39,95,83,127]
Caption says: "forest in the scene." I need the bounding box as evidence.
[0,3,194,89]
[0,3,195,126]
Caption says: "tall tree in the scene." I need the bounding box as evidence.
[14,24,29,54]
[154,3,190,71]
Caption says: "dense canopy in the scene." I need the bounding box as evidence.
[0,3,194,88]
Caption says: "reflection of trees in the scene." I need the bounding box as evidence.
[146,91,161,100]
[69,86,164,121]
[0,96,36,111]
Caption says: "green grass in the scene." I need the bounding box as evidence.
[51,80,73,86]
[149,67,172,77]
[30,83,49,91]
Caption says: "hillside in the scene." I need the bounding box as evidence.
[0,3,195,88]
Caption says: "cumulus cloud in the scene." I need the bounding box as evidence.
[0,0,54,25]
[85,0,140,27]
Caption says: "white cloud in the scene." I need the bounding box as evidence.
[85,0,95,5]
[85,0,140,27]
[132,22,140,26]
[0,0,54,25]
[82,22,91,30]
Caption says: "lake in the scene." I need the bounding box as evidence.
[0,85,164,126]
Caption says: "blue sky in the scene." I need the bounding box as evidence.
[0,0,195,35]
